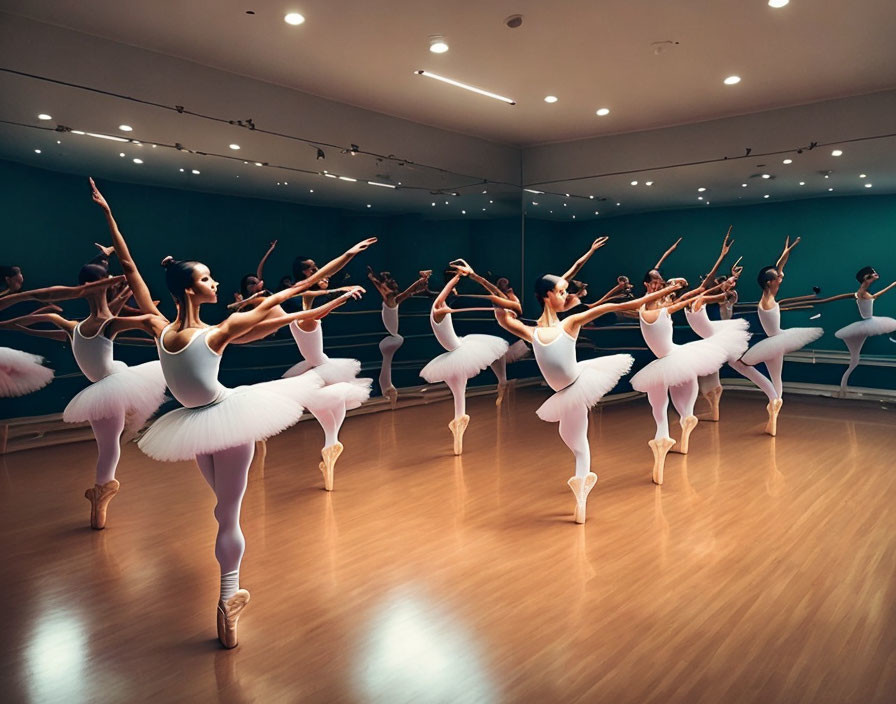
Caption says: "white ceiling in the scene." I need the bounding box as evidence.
[3,0,895,146]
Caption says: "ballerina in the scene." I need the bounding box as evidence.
[281,273,372,490]
[634,236,750,483]
[490,256,683,522]
[89,177,375,648]
[834,267,896,394]
[233,239,277,308]
[419,266,510,455]
[740,237,823,436]
[367,266,431,407]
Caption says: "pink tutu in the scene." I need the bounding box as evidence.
[741,327,823,366]
[0,347,53,397]
[421,334,508,383]
[63,360,167,432]
[834,316,896,340]
[537,354,633,422]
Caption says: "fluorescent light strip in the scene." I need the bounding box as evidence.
[368,181,397,189]
[415,70,515,105]
[86,132,130,142]
[524,188,543,194]
[338,176,357,182]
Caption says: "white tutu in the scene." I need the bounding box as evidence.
[420,335,509,383]
[537,354,634,422]
[701,318,752,362]
[63,361,167,432]
[504,339,530,364]
[631,336,733,391]
[284,357,360,385]
[741,327,823,366]
[138,372,322,462]
[0,347,53,397]
[834,316,896,340]
[306,378,373,413]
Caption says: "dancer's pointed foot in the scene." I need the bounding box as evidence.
[448,414,470,455]
[250,440,267,475]
[765,398,783,436]
[704,386,722,421]
[673,415,699,455]
[216,589,250,649]
[495,381,509,406]
[319,442,343,491]
[85,479,120,530]
[384,386,398,409]
[648,438,676,485]
[568,472,598,524]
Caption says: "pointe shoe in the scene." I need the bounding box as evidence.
[384,386,398,409]
[765,399,783,436]
[568,472,598,524]
[84,479,120,530]
[495,381,508,406]
[702,386,722,422]
[216,589,250,649]
[448,414,470,455]
[648,438,676,485]
[318,442,343,491]
[674,415,699,455]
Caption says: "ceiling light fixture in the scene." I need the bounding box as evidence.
[84,132,129,143]
[646,181,654,186]
[38,113,52,120]
[630,180,638,186]
[119,152,125,157]
[544,95,558,103]
[284,12,305,25]
[34,149,41,154]
[768,0,789,8]
[783,158,792,164]
[596,108,610,116]
[415,70,515,104]
[723,75,741,85]
[255,162,263,166]
[192,169,200,174]
[865,183,873,188]
[179,168,184,172]
[799,181,805,185]
[229,144,240,150]
[828,187,834,191]
[368,181,396,189]
[762,173,771,179]
[764,194,770,198]
[132,158,143,164]
[119,124,133,132]
[524,189,543,194]
[338,176,357,182]
[831,149,843,156]
[429,36,449,54]
[859,173,867,178]
[698,187,706,192]
[742,183,748,187]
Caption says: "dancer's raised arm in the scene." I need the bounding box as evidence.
[872,280,896,299]
[564,280,685,336]
[702,228,734,283]
[0,276,126,312]
[775,235,801,274]
[256,240,277,282]
[654,237,682,269]
[451,260,523,315]
[562,237,609,280]
[292,238,377,295]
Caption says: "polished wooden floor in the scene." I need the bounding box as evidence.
[1,388,894,704]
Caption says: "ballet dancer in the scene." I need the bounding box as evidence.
[233,240,277,307]
[634,236,750,483]
[490,258,683,522]
[2,265,168,529]
[480,274,529,405]
[367,266,431,407]
[834,267,896,394]
[740,237,823,435]
[89,177,375,648]
[281,273,372,490]
[0,264,24,297]
[420,266,510,455]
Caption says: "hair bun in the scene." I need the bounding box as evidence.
[160,255,175,268]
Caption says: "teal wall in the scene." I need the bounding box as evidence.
[524,194,896,390]
[0,160,524,419]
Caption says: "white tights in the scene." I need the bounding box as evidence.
[490,357,508,385]
[195,443,254,580]
[646,378,698,440]
[378,334,403,392]
[444,374,468,419]
[699,361,779,402]
[764,355,785,398]
[839,336,866,390]
[557,407,591,478]
[90,414,126,485]
[309,403,348,448]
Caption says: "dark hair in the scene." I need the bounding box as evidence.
[0,265,21,279]
[78,263,109,285]
[239,274,259,298]
[534,274,563,306]
[856,266,875,283]
[643,268,661,285]
[292,256,314,282]
[757,265,778,290]
[277,275,293,291]
[161,256,202,306]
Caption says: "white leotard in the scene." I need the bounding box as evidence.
[382,303,400,336]
[639,308,675,357]
[757,302,782,336]
[431,311,461,352]
[531,328,579,391]
[857,295,874,319]
[157,325,226,408]
[720,290,737,320]
[684,306,715,339]
[72,319,120,382]
[289,320,328,366]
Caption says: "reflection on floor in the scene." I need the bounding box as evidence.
[1,389,893,703]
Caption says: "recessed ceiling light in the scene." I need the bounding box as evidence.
[415,70,515,104]
[152,144,157,148]
[764,194,770,198]
[594,211,599,215]
[723,75,741,85]
[132,158,143,164]
[742,183,748,187]
[762,174,771,179]
[799,181,805,185]
[596,108,610,116]
[461,210,466,214]
[366,204,372,208]
[310,189,314,193]
[616,202,621,206]
[37,113,52,120]
[768,0,789,8]
[544,95,558,103]
[698,187,706,192]
[119,152,125,157]
[56,140,61,144]
[828,187,834,191]
[255,162,263,166]
[489,200,493,203]
[698,196,703,200]
[284,12,305,25]
[431,202,436,206]
[229,144,240,150]
[429,37,449,54]
[831,149,843,156]
[119,124,133,132]
[824,174,830,179]
[859,173,867,178]
[34,148,41,154]
[179,168,184,172]
[782,159,792,164]
[865,183,873,188]
[192,169,200,174]
[589,195,594,199]
[645,181,654,186]
[630,180,638,186]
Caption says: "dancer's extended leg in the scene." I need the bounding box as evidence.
[839,336,865,392]
[646,385,675,484]
[729,359,778,401]
[670,379,699,454]
[84,414,126,529]
[445,375,470,455]
[761,355,785,436]
[378,335,403,406]
[491,356,509,405]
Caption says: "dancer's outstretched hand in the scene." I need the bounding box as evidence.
[341,285,365,300]
[590,236,610,251]
[669,277,688,289]
[348,237,377,254]
[449,259,473,276]
[89,177,111,212]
